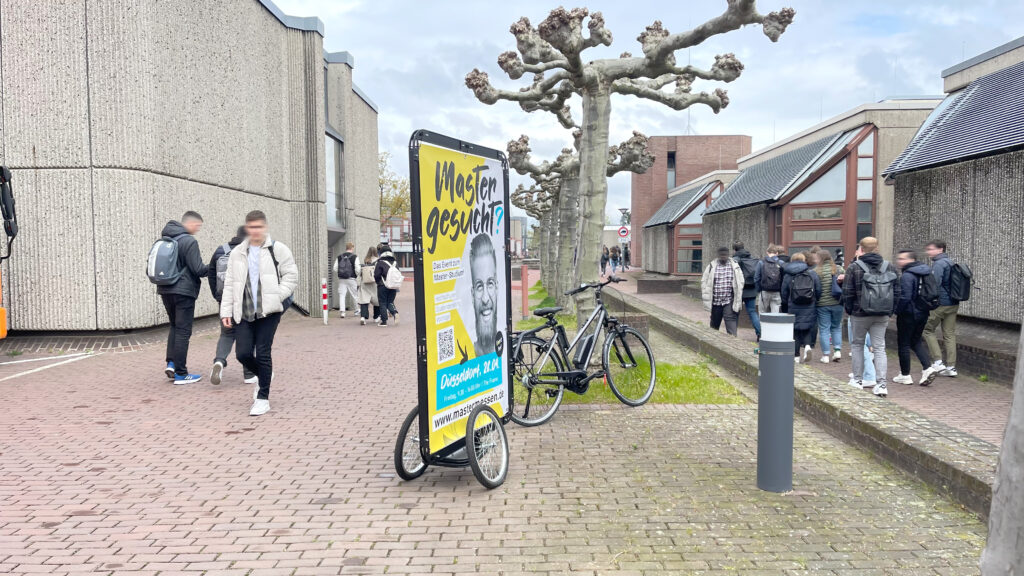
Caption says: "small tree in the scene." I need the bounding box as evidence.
[378,151,410,223]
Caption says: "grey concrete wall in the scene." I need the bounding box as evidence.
[893,149,1024,326]
[642,226,671,274]
[702,204,770,267]
[0,0,330,330]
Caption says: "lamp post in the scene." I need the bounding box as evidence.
[757,313,795,493]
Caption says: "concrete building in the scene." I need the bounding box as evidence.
[702,98,941,266]
[509,216,528,259]
[884,36,1024,328]
[630,135,751,266]
[0,0,379,331]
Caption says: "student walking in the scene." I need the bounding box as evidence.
[701,247,744,336]
[220,211,298,416]
[814,250,844,363]
[374,243,401,327]
[622,244,631,271]
[754,244,784,314]
[154,212,208,384]
[609,245,621,274]
[358,245,380,325]
[922,240,962,377]
[893,249,941,386]
[731,242,761,340]
[334,242,360,318]
[208,225,256,386]
[840,246,877,388]
[782,253,821,363]
[843,237,900,398]
[600,246,610,277]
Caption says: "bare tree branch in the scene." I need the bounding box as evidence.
[607,131,655,176]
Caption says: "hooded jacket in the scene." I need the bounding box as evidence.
[781,261,821,330]
[843,252,901,317]
[732,249,758,299]
[897,261,932,316]
[930,252,954,306]
[208,232,245,302]
[156,220,208,299]
[374,250,398,287]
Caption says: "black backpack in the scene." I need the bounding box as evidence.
[736,257,757,288]
[914,272,940,312]
[791,271,815,305]
[760,259,783,291]
[949,262,973,303]
[855,260,898,315]
[337,253,356,279]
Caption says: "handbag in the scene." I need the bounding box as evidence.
[831,274,843,301]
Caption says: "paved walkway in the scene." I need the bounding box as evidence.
[0,288,988,575]
[612,270,1012,447]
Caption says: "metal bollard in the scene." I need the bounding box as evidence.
[521,263,529,319]
[757,313,795,493]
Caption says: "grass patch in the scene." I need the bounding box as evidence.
[6,350,23,357]
[559,361,746,405]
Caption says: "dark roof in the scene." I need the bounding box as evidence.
[644,183,710,228]
[705,133,841,215]
[884,59,1024,177]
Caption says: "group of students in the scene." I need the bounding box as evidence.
[332,242,402,327]
[600,244,630,276]
[701,237,968,398]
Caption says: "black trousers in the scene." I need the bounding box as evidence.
[897,311,932,374]
[794,328,814,356]
[235,313,282,400]
[161,294,196,376]
[377,285,398,324]
[709,303,738,336]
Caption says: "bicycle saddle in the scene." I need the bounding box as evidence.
[532,306,563,317]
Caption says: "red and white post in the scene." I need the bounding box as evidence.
[321,278,328,325]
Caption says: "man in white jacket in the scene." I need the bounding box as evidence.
[221,210,298,416]
[700,246,744,337]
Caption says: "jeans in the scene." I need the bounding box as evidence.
[337,278,358,312]
[377,285,398,324]
[851,315,888,384]
[897,311,932,375]
[710,303,738,336]
[610,258,619,273]
[161,294,196,376]
[235,312,282,400]
[215,323,256,379]
[757,291,781,314]
[923,304,958,366]
[848,320,876,382]
[742,297,761,339]
[817,304,844,354]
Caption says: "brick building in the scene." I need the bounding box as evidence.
[630,135,751,265]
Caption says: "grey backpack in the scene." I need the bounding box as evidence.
[214,243,232,299]
[855,260,897,315]
[147,234,185,285]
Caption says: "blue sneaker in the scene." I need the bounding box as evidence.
[165,362,175,379]
[174,373,202,385]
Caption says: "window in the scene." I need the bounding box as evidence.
[666,152,676,190]
[857,202,872,222]
[857,223,873,241]
[791,161,846,203]
[325,135,345,228]
[857,156,873,178]
[793,206,842,220]
[679,208,703,225]
[857,132,874,156]
[676,226,701,235]
[793,229,842,242]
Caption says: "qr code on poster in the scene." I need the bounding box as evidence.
[437,326,455,364]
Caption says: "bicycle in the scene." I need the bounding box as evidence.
[509,276,656,426]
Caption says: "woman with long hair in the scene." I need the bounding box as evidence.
[358,245,380,325]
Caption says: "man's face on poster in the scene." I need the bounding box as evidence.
[471,246,497,355]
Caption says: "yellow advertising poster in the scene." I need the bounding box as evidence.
[409,133,511,456]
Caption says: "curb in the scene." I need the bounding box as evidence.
[605,288,998,520]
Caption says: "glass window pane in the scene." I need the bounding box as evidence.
[793,161,846,203]
[857,179,873,199]
[857,156,873,178]
[676,226,702,235]
[858,132,874,156]
[325,136,337,226]
[679,208,703,225]
[792,206,842,220]
[792,229,842,242]
[857,202,872,223]
[667,152,676,189]
[857,223,873,241]
[676,249,702,263]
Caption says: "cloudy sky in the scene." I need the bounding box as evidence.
[276,0,1023,222]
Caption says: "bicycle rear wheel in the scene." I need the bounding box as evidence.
[603,327,656,406]
[510,335,565,426]
[466,404,509,489]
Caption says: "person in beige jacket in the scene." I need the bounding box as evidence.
[220,210,298,416]
[700,246,744,336]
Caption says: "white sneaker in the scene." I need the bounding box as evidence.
[375,318,382,325]
[252,372,275,399]
[211,361,224,386]
[940,366,958,377]
[393,313,400,325]
[340,312,346,318]
[872,383,888,397]
[863,380,877,389]
[848,378,863,389]
[360,318,366,326]
[892,374,914,385]
[819,356,831,364]
[931,360,947,371]
[794,356,801,364]
[832,350,842,362]
[244,374,259,385]
[920,366,939,386]
[802,345,812,362]
[250,399,270,416]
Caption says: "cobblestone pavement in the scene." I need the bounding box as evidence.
[1,289,986,575]
[612,271,1012,447]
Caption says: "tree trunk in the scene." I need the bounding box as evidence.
[545,205,561,298]
[538,209,551,294]
[556,175,579,313]
[573,84,612,321]
[981,328,1024,574]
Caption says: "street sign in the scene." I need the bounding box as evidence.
[408,131,512,458]
[617,225,630,243]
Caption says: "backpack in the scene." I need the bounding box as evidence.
[267,242,294,309]
[361,259,376,284]
[855,260,897,315]
[760,258,782,291]
[790,271,815,305]
[214,242,231,300]
[147,234,185,285]
[384,261,404,290]
[736,257,757,288]
[949,262,973,303]
[914,272,940,312]
[337,253,356,279]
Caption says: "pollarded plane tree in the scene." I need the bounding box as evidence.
[467,2,795,294]
[510,176,558,296]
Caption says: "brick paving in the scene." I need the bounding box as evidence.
[613,271,1012,447]
[0,287,989,575]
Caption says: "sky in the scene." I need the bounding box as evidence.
[275,0,1024,223]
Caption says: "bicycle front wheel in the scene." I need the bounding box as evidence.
[603,327,656,406]
[510,336,565,426]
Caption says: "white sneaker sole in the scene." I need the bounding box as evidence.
[211,363,223,386]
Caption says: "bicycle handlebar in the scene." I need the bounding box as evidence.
[563,275,627,296]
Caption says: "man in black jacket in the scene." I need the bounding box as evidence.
[208,226,255,386]
[892,249,939,387]
[731,242,761,340]
[157,212,208,384]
